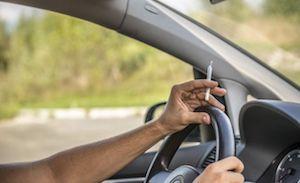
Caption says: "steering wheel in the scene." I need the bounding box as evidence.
[144,106,235,183]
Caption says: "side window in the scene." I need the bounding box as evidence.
[0,3,193,163]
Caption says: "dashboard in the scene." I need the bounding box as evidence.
[108,100,300,183]
[240,146,300,183]
[237,100,300,182]
[275,149,300,182]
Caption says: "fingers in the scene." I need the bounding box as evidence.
[195,157,245,183]
[209,156,244,173]
[186,100,208,109]
[185,112,211,124]
[211,87,226,97]
[218,172,245,183]
[174,80,218,92]
[195,93,225,111]
[207,94,225,111]
[186,87,226,97]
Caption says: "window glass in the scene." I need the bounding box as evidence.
[0,2,193,163]
[160,0,300,86]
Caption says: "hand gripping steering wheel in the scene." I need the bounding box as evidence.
[144,106,235,183]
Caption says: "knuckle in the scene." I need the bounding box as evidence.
[198,92,205,99]
[232,156,244,169]
[229,156,239,162]
[228,156,244,173]
[171,85,179,92]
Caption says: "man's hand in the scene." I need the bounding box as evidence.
[0,80,228,183]
[193,157,245,183]
[155,79,226,135]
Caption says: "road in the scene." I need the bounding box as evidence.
[0,116,153,163]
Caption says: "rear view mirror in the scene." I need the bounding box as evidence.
[210,0,225,4]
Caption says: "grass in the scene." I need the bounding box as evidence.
[0,103,20,120]
[0,89,171,121]
[0,77,181,120]
[0,88,171,121]
[0,59,192,120]
[21,91,170,109]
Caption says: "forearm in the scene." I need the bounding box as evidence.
[0,161,54,183]
[46,119,167,182]
[0,80,223,183]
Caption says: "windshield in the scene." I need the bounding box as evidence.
[159,0,300,86]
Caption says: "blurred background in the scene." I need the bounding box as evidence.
[0,0,299,163]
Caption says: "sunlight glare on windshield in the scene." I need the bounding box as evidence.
[159,0,300,86]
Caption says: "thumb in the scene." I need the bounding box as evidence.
[186,112,211,125]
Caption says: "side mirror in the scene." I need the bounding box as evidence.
[144,102,201,142]
[144,101,167,123]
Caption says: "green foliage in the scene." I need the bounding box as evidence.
[0,20,9,72]
[264,0,300,20]
[0,12,191,119]
[2,0,300,120]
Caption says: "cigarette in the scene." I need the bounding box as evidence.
[205,61,213,101]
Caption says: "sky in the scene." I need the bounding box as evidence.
[0,2,42,29]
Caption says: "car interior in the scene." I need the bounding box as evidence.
[1,0,300,182]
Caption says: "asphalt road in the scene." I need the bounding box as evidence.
[0,116,151,163]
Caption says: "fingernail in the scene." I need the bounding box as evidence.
[221,106,225,111]
[203,115,210,124]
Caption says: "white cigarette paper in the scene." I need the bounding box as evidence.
[205,61,213,101]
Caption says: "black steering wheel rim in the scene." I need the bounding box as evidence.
[144,106,235,183]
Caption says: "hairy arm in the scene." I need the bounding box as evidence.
[0,80,226,183]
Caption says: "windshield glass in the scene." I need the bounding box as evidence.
[159,0,300,86]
